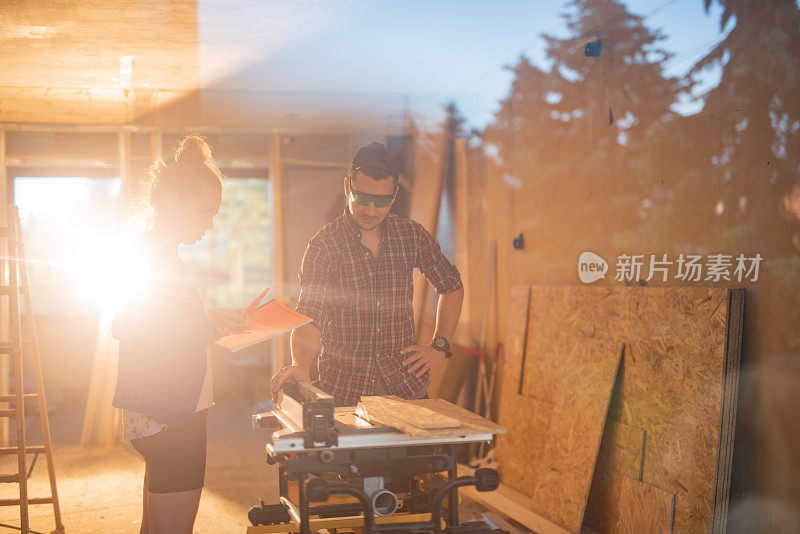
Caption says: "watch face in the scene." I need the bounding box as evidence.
[432,337,450,352]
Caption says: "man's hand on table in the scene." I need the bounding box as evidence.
[400,345,446,378]
[270,364,311,403]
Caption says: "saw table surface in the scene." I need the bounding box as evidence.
[269,397,505,453]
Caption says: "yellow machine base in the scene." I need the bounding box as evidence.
[246,512,439,533]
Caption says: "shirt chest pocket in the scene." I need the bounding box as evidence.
[386,263,412,291]
[334,259,374,320]
[378,262,413,321]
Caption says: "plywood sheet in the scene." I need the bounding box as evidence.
[616,478,675,534]
[585,422,675,533]
[498,288,623,533]
[619,289,728,534]
[584,422,646,531]
[711,288,744,534]
[588,475,675,534]
[498,286,743,534]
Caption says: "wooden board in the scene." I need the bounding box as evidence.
[457,464,570,534]
[620,289,735,534]
[588,476,675,534]
[355,397,506,438]
[584,422,675,533]
[409,130,446,332]
[358,396,460,429]
[616,478,675,534]
[584,422,646,531]
[711,288,744,534]
[497,288,624,533]
[497,286,743,534]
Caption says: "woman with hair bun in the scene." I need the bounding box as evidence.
[112,134,249,533]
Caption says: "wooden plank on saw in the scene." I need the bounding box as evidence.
[356,397,505,438]
[358,395,460,430]
[419,398,506,434]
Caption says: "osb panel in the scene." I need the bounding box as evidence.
[618,477,675,533]
[618,291,727,534]
[497,288,549,514]
[497,394,555,499]
[500,286,736,534]
[499,287,622,533]
[587,475,675,534]
[584,422,646,531]
[711,289,744,534]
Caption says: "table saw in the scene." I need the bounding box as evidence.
[247,381,506,534]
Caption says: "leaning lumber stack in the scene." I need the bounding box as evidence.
[494,286,744,534]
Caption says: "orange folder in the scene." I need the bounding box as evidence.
[215,289,312,352]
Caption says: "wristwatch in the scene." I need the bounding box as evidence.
[430,336,453,359]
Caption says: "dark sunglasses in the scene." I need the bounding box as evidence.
[347,178,396,208]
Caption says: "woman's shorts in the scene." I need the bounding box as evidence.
[131,410,207,493]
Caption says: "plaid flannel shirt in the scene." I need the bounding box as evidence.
[295,210,463,406]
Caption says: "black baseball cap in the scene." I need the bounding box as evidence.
[350,142,398,179]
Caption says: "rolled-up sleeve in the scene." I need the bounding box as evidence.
[296,237,336,331]
[415,223,463,294]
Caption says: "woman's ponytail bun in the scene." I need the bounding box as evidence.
[146,133,224,215]
[174,134,212,164]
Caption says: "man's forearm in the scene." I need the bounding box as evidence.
[433,287,464,342]
[290,323,322,368]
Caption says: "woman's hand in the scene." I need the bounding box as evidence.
[208,307,251,332]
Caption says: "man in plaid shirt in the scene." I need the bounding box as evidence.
[271,142,464,406]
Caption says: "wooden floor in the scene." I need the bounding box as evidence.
[0,401,279,533]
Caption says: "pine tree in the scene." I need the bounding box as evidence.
[485,0,680,279]
[689,0,800,255]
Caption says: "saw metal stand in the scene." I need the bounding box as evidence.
[249,444,499,534]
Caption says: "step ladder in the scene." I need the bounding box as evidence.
[0,205,63,534]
